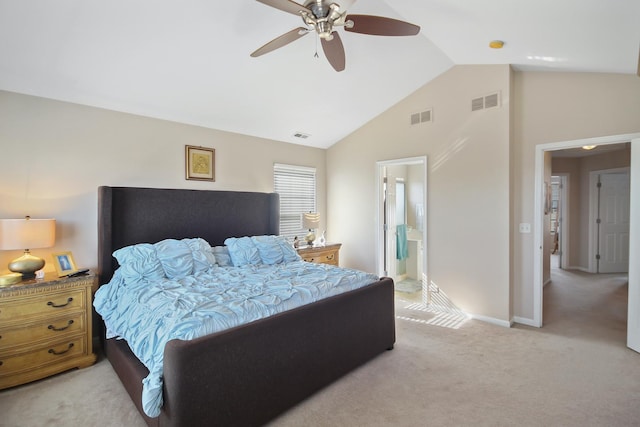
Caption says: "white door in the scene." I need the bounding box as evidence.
[598,171,630,273]
[384,175,397,280]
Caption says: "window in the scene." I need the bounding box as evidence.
[274,163,316,244]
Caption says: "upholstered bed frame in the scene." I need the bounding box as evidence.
[97,186,395,426]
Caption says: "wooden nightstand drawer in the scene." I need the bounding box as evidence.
[297,243,341,266]
[0,335,87,377]
[0,289,85,322]
[0,312,85,348]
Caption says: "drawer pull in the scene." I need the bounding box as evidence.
[47,297,73,308]
[48,343,74,355]
[48,320,74,331]
[326,254,335,260]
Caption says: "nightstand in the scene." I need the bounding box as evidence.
[297,243,341,266]
[0,272,97,389]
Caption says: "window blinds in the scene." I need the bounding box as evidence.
[274,163,317,244]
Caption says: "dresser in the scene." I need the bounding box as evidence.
[0,272,97,389]
[297,243,341,266]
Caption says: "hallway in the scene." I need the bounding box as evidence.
[544,255,628,346]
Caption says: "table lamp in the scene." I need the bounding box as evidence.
[301,212,320,246]
[0,216,56,279]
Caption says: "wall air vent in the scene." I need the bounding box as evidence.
[484,92,499,108]
[472,92,501,112]
[471,97,484,111]
[293,132,310,139]
[410,108,433,126]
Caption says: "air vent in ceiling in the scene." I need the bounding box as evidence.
[410,108,433,126]
[471,91,501,112]
[293,132,310,139]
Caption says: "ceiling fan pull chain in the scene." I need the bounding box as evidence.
[314,36,319,58]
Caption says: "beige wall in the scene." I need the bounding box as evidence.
[0,91,326,276]
[2,69,639,326]
[513,72,640,321]
[327,65,512,323]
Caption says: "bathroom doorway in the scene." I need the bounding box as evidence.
[376,156,427,304]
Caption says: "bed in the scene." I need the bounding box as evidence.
[96,186,395,427]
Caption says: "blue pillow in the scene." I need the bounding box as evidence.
[224,237,262,266]
[251,235,284,265]
[276,236,302,262]
[183,238,216,272]
[113,243,165,285]
[154,239,195,279]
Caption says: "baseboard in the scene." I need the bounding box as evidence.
[512,316,540,327]
[426,304,512,328]
[468,312,512,328]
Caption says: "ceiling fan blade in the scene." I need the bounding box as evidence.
[321,32,346,72]
[255,0,312,16]
[345,14,420,36]
[251,27,309,57]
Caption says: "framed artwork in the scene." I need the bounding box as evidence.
[52,251,77,277]
[185,145,215,181]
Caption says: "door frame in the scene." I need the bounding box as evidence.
[376,156,428,302]
[533,133,640,354]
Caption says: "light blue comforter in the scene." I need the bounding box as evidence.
[94,261,378,417]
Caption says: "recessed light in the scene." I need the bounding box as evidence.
[489,40,504,49]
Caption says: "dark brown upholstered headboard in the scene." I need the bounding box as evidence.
[98,186,279,284]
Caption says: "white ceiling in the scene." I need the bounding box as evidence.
[1,0,639,149]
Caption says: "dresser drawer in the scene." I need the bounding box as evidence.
[0,312,85,348]
[0,335,87,378]
[0,289,85,322]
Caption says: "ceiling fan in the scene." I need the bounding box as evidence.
[250,0,420,72]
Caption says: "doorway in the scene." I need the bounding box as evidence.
[376,156,427,304]
[533,133,640,354]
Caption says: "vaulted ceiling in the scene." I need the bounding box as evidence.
[1,0,638,148]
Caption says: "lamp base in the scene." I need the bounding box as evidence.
[305,231,316,246]
[8,250,45,279]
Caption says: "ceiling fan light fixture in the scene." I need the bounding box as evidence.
[316,20,334,38]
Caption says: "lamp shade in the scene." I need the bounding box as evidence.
[301,212,320,230]
[0,218,56,250]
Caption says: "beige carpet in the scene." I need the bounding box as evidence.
[1,266,638,426]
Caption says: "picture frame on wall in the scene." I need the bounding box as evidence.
[185,145,215,181]
[52,251,77,277]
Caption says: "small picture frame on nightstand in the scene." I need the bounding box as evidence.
[52,251,78,277]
